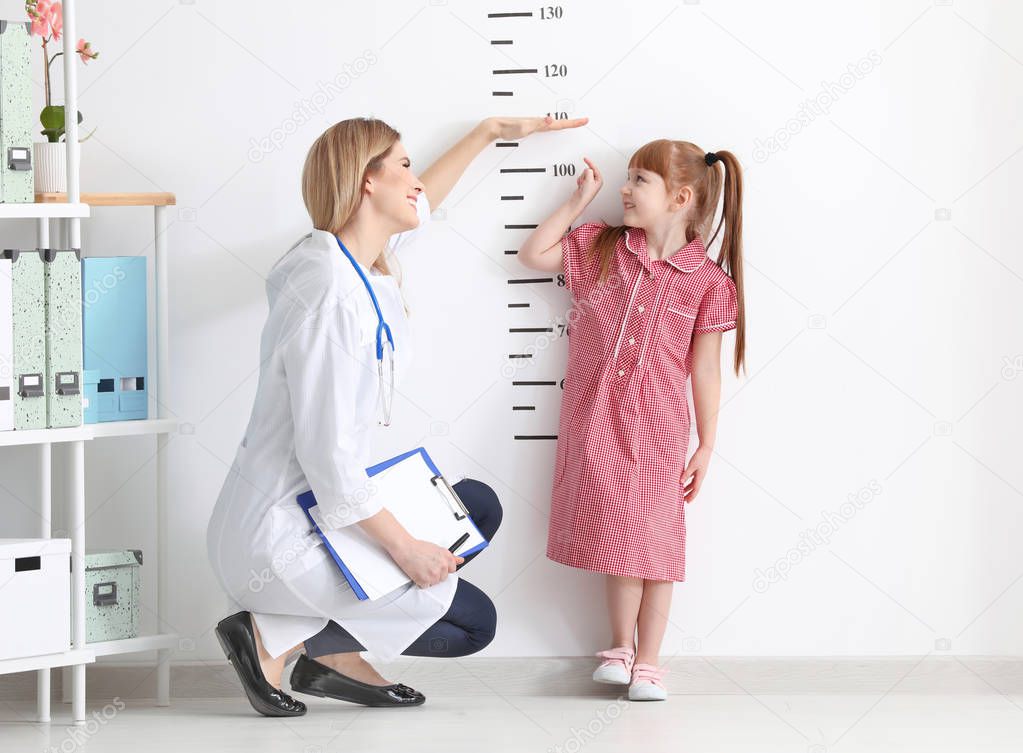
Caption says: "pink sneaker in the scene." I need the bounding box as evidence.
[628,663,668,701]
[592,646,635,685]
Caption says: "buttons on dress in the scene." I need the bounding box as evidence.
[618,369,625,377]
[638,305,645,313]
[628,337,635,345]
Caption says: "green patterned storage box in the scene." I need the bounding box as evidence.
[0,256,13,431]
[43,248,82,427]
[81,549,142,643]
[2,249,46,429]
[0,20,33,203]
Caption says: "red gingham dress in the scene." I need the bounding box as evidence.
[546,223,738,582]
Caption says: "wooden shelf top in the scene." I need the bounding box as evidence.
[35,192,177,207]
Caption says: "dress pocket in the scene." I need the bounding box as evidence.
[265,503,326,584]
[660,303,699,368]
[665,305,697,319]
[554,377,586,486]
[345,294,377,348]
[356,315,377,348]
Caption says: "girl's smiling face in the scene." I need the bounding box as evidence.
[621,166,686,228]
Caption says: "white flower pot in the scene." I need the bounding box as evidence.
[33,142,78,194]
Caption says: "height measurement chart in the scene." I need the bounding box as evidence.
[487,5,576,445]
[392,1,660,573]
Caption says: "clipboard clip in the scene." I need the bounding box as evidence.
[431,474,468,521]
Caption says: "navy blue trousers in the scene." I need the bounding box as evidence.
[304,478,502,659]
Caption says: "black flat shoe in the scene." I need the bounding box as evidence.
[215,611,307,717]
[289,654,425,707]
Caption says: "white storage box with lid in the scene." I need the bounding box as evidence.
[0,538,70,660]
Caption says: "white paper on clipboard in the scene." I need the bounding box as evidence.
[307,449,487,600]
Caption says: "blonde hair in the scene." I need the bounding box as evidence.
[591,139,746,376]
[301,117,402,280]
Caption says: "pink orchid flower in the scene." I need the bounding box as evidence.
[27,0,53,37]
[76,38,97,64]
[47,1,62,41]
[26,0,61,40]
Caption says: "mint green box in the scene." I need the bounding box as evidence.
[80,550,142,643]
[0,20,33,204]
[2,249,46,429]
[43,248,82,427]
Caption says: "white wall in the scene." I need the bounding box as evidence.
[2,0,1021,663]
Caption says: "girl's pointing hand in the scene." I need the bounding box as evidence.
[574,156,603,206]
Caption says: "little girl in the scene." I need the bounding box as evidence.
[518,139,746,701]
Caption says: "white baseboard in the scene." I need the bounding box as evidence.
[2,656,1022,701]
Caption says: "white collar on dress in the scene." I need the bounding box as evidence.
[623,227,708,273]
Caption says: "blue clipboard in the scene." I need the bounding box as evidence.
[297,446,488,600]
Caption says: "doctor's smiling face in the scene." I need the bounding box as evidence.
[303,118,420,277]
[363,141,425,236]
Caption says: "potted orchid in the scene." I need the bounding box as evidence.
[25,0,98,193]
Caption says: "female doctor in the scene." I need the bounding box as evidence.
[206,114,585,716]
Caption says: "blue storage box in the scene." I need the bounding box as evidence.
[81,257,147,423]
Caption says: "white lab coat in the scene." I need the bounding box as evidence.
[206,193,457,661]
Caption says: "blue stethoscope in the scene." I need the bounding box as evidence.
[335,236,395,426]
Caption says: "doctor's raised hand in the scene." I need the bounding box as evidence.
[206,112,585,719]
[414,115,588,207]
[486,114,589,141]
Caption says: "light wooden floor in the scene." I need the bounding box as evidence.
[2,691,1023,752]
[4,657,1023,751]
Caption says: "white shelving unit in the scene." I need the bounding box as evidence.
[0,202,88,218]
[0,418,178,448]
[0,0,177,724]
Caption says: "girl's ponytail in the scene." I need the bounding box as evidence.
[705,150,746,377]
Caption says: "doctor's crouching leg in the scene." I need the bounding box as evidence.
[304,579,498,660]
[302,478,502,659]
[286,480,502,705]
[452,477,503,567]
[290,580,498,707]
